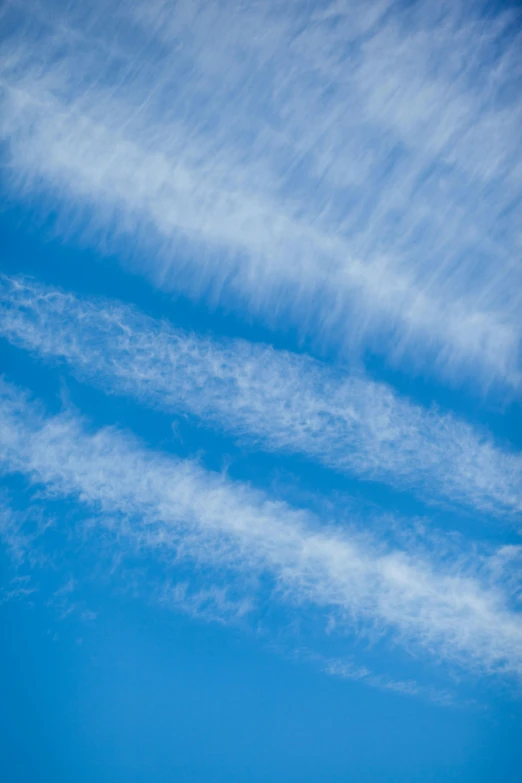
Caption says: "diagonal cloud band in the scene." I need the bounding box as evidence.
[1,275,521,518]
[1,0,521,386]
[1,377,521,679]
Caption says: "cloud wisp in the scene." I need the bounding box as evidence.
[1,377,521,681]
[1,275,521,519]
[0,0,521,386]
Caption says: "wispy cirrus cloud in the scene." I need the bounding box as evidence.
[0,492,54,567]
[0,495,456,705]
[0,0,521,385]
[1,275,521,518]
[0,377,521,680]
[319,657,455,706]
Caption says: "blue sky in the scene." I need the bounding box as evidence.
[1,1,522,781]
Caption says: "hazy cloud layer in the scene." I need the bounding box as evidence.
[1,0,521,385]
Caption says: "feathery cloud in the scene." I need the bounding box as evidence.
[1,275,521,518]
[1,377,521,679]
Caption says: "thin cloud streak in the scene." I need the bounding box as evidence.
[1,275,521,518]
[321,657,455,706]
[1,378,521,679]
[0,0,521,385]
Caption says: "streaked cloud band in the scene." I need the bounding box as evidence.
[1,275,521,518]
[1,378,521,679]
[1,0,521,385]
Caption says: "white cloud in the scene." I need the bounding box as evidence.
[158,581,254,625]
[320,656,455,706]
[0,0,521,385]
[1,377,521,679]
[0,492,54,566]
[1,274,521,518]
